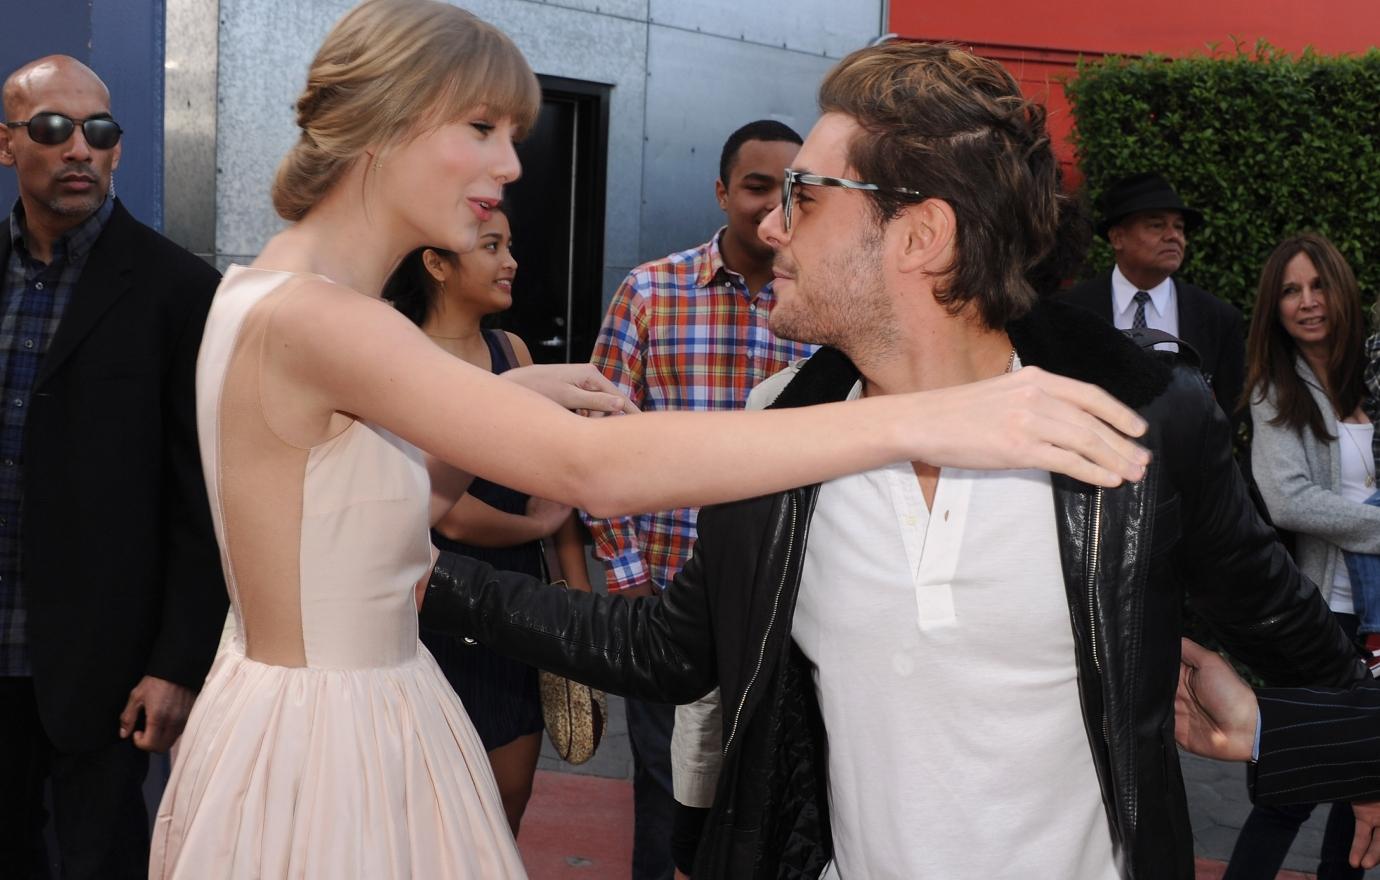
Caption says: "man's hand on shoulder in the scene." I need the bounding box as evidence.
[119,675,196,753]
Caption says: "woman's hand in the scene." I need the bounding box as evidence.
[910,366,1150,486]
[503,364,637,415]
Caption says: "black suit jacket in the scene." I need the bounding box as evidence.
[3,199,227,752]
[1250,683,1380,804]
[1063,270,1246,426]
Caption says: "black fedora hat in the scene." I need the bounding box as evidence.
[1095,172,1203,238]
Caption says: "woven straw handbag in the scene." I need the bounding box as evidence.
[538,668,608,765]
[538,541,608,765]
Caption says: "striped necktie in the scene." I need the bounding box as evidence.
[1132,290,1151,330]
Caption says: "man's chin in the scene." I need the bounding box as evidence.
[47,193,105,217]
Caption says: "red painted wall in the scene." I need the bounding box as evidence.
[888,1,1380,59]
[889,1,1380,186]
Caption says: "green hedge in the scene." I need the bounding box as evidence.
[1066,43,1380,322]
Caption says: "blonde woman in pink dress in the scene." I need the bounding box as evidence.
[149,1,1152,877]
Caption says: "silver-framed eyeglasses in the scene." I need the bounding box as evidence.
[780,168,921,232]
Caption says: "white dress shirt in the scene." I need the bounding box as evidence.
[1111,265,1179,351]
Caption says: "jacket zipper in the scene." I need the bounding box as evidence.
[1087,487,1109,746]
[1087,487,1104,675]
[724,493,798,755]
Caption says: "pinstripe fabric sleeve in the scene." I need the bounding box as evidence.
[1250,684,1380,804]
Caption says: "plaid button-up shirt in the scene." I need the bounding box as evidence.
[0,197,114,676]
[582,230,816,593]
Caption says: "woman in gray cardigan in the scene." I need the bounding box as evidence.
[1225,232,1380,880]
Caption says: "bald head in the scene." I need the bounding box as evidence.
[3,55,109,120]
[0,54,120,238]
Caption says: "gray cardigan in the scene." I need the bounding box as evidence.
[1250,356,1380,604]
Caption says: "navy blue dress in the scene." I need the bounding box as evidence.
[420,330,545,751]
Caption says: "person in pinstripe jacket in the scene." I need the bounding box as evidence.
[1175,638,1380,870]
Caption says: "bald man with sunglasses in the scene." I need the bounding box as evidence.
[0,56,225,878]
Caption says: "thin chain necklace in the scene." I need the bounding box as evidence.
[1339,418,1376,488]
[1005,348,1016,374]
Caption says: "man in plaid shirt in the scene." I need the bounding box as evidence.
[583,119,814,880]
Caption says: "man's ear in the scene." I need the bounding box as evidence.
[0,127,13,168]
[1106,224,1124,255]
[715,177,728,212]
[894,198,956,276]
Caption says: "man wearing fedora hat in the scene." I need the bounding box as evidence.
[1065,172,1245,426]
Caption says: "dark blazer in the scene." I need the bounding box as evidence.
[2,199,227,752]
[1250,684,1380,805]
[1063,270,1246,427]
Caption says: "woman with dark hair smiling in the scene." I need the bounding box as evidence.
[1224,232,1380,880]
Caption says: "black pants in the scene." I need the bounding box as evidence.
[1222,612,1366,880]
[627,697,676,880]
[0,677,149,880]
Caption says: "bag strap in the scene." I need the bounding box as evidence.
[538,538,566,586]
[488,328,520,371]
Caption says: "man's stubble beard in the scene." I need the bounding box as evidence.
[770,223,899,363]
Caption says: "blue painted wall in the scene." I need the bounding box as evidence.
[0,0,164,229]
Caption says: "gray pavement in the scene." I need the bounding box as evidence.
[1182,750,1333,873]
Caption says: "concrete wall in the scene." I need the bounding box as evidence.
[194,0,886,304]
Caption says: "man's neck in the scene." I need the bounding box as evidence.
[717,230,773,294]
[858,317,1014,399]
[1116,263,1170,292]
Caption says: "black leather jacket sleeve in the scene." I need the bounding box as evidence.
[421,546,719,705]
[1168,367,1366,687]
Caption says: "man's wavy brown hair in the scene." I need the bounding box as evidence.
[819,42,1060,330]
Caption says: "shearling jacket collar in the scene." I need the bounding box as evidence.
[768,296,1174,414]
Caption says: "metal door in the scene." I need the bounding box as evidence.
[500,77,609,364]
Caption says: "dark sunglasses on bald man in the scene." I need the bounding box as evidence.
[5,112,123,150]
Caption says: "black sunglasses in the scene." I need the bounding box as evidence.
[5,112,123,150]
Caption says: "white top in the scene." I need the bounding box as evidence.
[1112,265,1179,352]
[796,369,1118,880]
[1330,420,1378,611]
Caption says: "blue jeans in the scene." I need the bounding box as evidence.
[1347,490,1380,635]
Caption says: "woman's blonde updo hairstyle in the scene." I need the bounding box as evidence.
[272,0,541,222]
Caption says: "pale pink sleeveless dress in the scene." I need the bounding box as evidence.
[150,266,526,879]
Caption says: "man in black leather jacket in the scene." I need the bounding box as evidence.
[421,42,1369,879]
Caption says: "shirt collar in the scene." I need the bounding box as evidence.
[1111,264,1175,320]
[697,227,773,301]
[9,196,115,266]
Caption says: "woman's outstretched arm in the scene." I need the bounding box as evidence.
[269,283,1149,518]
